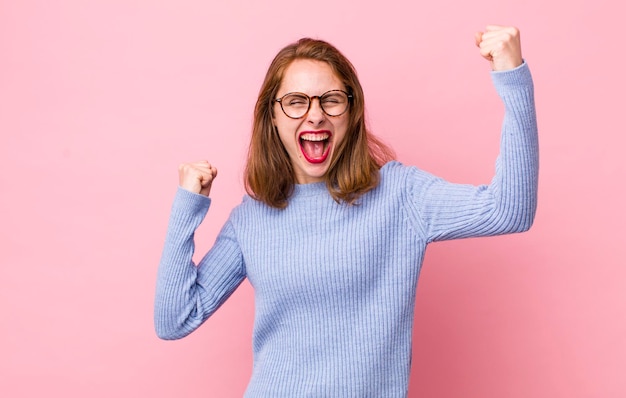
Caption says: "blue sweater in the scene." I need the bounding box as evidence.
[155,62,538,397]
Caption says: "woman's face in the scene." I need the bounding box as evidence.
[273,59,349,184]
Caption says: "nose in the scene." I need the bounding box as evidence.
[306,96,326,126]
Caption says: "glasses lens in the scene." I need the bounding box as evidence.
[281,93,310,118]
[320,91,349,116]
[279,91,350,118]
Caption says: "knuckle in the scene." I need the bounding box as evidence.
[506,26,520,38]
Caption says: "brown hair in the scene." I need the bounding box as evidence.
[244,38,395,209]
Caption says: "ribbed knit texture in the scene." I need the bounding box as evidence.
[155,62,538,397]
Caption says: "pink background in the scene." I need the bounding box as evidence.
[1,0,624,397]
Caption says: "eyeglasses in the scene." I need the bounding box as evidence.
[274,90,352,119]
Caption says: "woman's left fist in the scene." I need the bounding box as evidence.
[475,25,523,71]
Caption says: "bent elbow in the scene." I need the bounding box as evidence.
[154,292,204,340]
[508,204,537,234]
[154,321,192,341]
[154,304,207,341]
[155,325,180,341]
[515,217,534,233]
[154,305,195,340]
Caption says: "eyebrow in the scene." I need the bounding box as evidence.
[276,89,346,97]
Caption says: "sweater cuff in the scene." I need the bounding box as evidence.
[171,186,212,218]
[490,60,533,88]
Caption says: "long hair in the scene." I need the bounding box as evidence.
[245,38,395,209]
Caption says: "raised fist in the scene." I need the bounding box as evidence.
[178,160,218,197]
[475,25,523,71]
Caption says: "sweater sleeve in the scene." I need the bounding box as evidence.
[154,188,246,340]
[408,61,539,243]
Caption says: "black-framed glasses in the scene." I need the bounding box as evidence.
[274,89,352,119]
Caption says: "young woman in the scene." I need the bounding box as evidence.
[155,25,538,397]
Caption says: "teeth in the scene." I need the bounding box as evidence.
[300,133,329,142]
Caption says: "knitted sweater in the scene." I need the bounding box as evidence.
[155,62,538,397]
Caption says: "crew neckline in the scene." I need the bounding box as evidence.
[292,181,328,197]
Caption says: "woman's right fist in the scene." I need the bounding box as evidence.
[178,160,218,197]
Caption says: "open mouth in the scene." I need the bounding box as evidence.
[299,131,331,163]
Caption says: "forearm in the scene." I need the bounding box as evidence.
[154,188,212,340]
[488,61,539,233]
